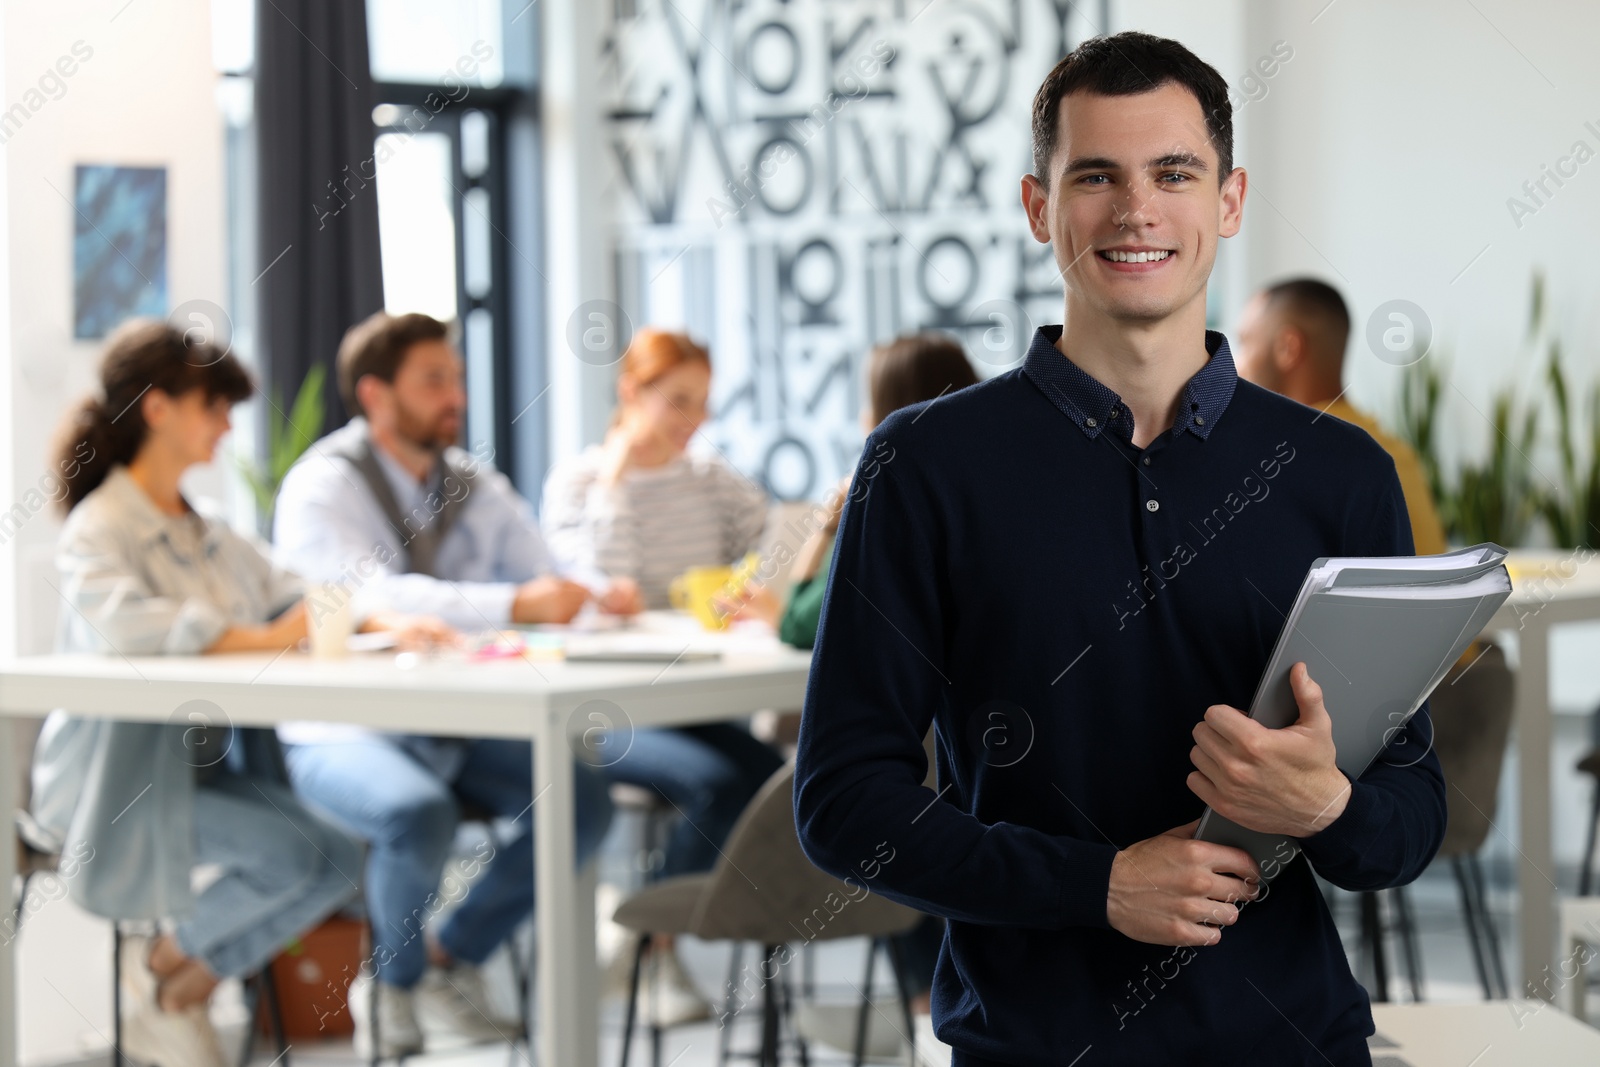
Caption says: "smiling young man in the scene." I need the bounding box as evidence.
[794,32,1446,1067]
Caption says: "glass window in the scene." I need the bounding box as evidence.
[374,131,459,321]
[211,0,254,73]
[367,0,505,86]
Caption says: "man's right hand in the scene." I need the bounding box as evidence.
[1106,819,1261,946]
[512,576,592,624]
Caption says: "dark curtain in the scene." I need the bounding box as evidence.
[256,0,383,429]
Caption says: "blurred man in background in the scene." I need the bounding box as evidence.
[1232,277,1447,556]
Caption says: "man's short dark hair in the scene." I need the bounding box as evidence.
[337,311,452,418]
[1263,278,1351,362]
[1031,32,1234,187]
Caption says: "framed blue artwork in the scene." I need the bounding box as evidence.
[72,164,168,339]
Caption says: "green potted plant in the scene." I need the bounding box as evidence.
[1450,386,1538,547]
[236,364,327,536]
[1535,341,1600,550]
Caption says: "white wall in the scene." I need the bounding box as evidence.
[1120,0,1600,873]
[0,2,225,1060]
[1225,0,1600,467]
[0,0,228,663]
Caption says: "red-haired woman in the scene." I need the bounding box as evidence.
[541,328,782,1024]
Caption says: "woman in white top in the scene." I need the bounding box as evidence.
[540,329,783,1024]
[31,320,447,1067]
[541,328,769,607]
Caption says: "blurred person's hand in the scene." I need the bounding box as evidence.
[361,611,459,651]
[206,601,307,653]
[712,581,782,627]
[267,601,310,646]
[597,577,645,616]
[513,576,592,624]
[599,410,670,486]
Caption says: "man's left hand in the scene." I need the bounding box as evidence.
[1187,661,1351,838]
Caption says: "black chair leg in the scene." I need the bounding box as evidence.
[503,930,531,1065]
[13,870,35,937]
[647,939,664,1067]
[369,961,385,1067]
[1468,855,1509,998]
[1391,887,1425,1002]
[240,976,262,1067]
[759,944,781,1067]
[777,960,807,1067]
[853,938,879,1067]
[619,933,649,1067]
[263,966,290,1065]
[1581,783,1600,897]
[885,935,917,1064]
[1452,856,1493,999]
[1359,893,1390,1003]
[112,924,125,1067]
[716,943,743,1067]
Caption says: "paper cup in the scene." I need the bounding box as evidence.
[307,581,355,660]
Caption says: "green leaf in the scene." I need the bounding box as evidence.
[235,365,328,537]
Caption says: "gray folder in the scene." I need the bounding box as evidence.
[1194,544,1513,877]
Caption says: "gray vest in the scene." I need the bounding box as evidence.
[325,426,476,578]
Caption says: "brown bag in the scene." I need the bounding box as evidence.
[257,917,366,1039]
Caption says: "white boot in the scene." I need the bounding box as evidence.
[117,935,228,1067]
[348,973,425,1059]
[416,962,523,1043]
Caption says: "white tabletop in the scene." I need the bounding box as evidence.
[1492,549,1600,626]
[0,610,814,1067]
[0,612,813,737]
[1369,1002,1600,1064]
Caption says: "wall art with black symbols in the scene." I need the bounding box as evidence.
[604,0,1103,500]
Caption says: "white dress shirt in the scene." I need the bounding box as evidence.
[272,418,561,630]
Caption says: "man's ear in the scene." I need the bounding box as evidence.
[1274,326,1306,375]
[1020,174,1052,245]
[1218,166,1247,240]
[355,375,386,422]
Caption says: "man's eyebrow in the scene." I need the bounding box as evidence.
[1061,152,1210,175]
[1153,151,1209,171]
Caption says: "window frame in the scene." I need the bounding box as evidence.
[373,81,525,481]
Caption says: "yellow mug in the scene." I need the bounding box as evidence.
[670,554,761,631]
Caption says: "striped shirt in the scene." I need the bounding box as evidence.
[540,446,770,609]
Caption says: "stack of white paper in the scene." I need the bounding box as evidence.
[1195,543,1513,876]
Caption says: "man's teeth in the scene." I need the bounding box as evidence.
[1101,250,1173,263]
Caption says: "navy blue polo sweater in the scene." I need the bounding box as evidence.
[794,326,1447,1067]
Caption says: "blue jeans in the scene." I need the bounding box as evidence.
[601,723,783,878]
[284,735,613,988]
[176,773,363,978]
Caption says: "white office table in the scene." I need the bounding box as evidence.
[0,615,812,1067]
[1486,551,1600,999]
[1368,1002,1600,1064]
